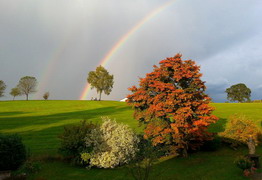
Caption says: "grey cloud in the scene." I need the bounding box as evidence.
[0,0,262,102]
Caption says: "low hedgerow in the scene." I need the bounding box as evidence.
[81,117,139,168]
[252,100,262,103]
[58,120,97,165]
[0,134,27,171]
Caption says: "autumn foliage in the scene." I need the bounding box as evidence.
[219,114,261,149]
[127,54,218,156]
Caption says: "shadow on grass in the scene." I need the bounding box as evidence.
[208,118,227,133]
[0,106,130,133]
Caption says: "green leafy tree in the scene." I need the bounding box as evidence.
[225,83,251,103]
[87,66,114,101]
[17,76,37,100]
[10,87,21,100]
[0,80,6,97]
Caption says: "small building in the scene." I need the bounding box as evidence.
[120,98,128,102]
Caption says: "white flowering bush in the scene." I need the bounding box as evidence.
[82,117,139,168]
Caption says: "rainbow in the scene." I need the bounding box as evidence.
[36,40,68,99]
[79,0,176,100]
[35,30,79,99]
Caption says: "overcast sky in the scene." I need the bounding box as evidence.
[1,0,262,102]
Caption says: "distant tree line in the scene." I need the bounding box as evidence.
[0,65,115,101]
[0,67,253,103]
[0,76,42,101]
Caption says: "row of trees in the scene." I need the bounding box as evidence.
[0,76,49,100]
[0,65,114,101]
[0,66,252,102]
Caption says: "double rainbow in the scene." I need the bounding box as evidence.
[79,0,176,100]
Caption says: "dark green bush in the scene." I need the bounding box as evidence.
[58,120,97,165]
[0,134,27,171]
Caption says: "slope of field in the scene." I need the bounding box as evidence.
[0,101,261,180]
[210,103,262,132]
[0,100,139,155]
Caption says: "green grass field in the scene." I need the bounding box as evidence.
[0,101,261,179]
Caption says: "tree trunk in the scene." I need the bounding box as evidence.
[99,91,102,101]
[182,143,188,158]
[13,96,15,101]
[247,137,256,155]
[182,148,188,158]
[26,94,28,101]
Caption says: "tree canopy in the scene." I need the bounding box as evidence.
[87,66,114,101]
[0,80,6,97]
[127,54,218,157]
[225,83,251,103]
[17,76,37,100]
[10,87,21,100]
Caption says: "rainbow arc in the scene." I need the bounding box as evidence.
[80,0,176,100]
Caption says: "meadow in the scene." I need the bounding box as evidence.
[0,100,261,179]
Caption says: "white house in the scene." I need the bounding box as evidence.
[120,98,128,102]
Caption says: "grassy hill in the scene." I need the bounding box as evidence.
[0,100,139,155]
[0,101,261,179]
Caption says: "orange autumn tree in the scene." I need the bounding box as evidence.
[127,54,218,157]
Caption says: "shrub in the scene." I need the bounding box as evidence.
[20,160,41,174]
[133,135,162,162]
[82,117,139,168]
[235,156,253,171]
[58,120,97,165]
[43,92,49,100]
[219,114,261,149]
[128,136,160,180]
[13,160,41,177]
[0,134,27,171]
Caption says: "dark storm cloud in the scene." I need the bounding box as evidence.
[0,0,262,101]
